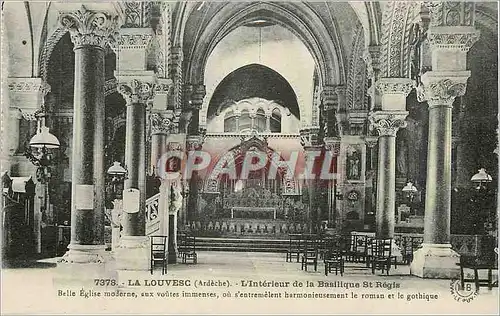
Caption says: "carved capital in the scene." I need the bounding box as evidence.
[118,79,155,105]
[323,137,341,156]
[416,71,470,106]
[369,111,409,137]
[154,78,173,95]
[184,84,206,110]
[364,136,379,148]
[300,127,321,147]
[59,5,122,49]
[150,111,179,135]
[427,26,480,52]
[375,78,415,96]
[186,134,205,151]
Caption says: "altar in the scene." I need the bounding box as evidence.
[230,207,277,220]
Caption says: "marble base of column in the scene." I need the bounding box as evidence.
[410,243,460,279]
[115,236,151,271]
[55,244,116,287]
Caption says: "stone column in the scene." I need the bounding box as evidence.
[118,79,154,237]
[300,128,322,233]
[58,5,122,264]
[369,78,413,239]
[410,23,479,279]
[370,112,408,238]
[185,134,204,224]
[7,78,51,254]
[150,110,177,175]
[324,137,340,227]
[114,27,156,270]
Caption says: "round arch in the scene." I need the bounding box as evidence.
[183,1,345,88]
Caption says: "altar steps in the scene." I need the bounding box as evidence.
[195,237,290,253]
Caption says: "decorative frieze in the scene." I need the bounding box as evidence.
[118,79,155,105]
[416,71,470,106]
[427,27,480,52]
[369,111,409,137]
[426,2,476,27]
[59,6,122,49]
[375,78,415,96]
[8,79,51,94]
[170,46,184,109]
[117,32,153,50]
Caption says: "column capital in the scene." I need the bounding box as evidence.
[118,77,156,105]
[186,134,205,151]
[300,127,322,147]
[184,84,206,110]
[369,111,409,137]
[364,136,379,148]
[375,78,415,96]
[324,137,341,156]
[154,78,173,95]
[58,5,123,50]
[427,26,480,52]
[150,110,179,135]
[416,71,470,107]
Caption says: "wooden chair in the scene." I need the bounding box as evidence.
[301,235,319,272]
[286,233,302,263]
[177,232,187,259]
[150,235,168,275]
[370,238,393,275]
[343,234,357,262]
[353,234,369,263]
[458,255,498,291]
[182,234,198,264]
[324,236,345,276]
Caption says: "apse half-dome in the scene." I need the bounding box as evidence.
[207,64,300,121]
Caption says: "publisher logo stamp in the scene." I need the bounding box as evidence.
[450,279,478,303]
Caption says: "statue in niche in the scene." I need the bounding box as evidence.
[346,147,361,180]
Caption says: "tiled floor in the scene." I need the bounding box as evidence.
[2,251,499,315]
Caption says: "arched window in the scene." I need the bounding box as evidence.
[255,108,266,132]
[224,110,236,132]
[271,108,282,133]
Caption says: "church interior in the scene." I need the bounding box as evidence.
[1,1,498,286]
